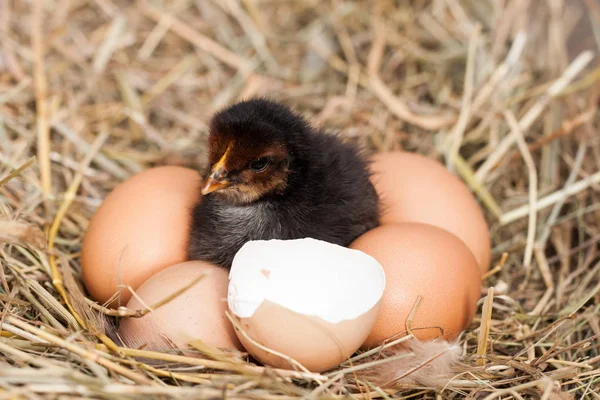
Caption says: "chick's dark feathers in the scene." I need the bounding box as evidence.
[188,98,380,268]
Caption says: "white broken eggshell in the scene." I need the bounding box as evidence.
[227,238,386,372]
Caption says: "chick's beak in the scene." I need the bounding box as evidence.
[200,170,231,195]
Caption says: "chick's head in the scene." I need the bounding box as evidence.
[201,99,310,205]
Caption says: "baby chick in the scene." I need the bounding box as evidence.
[188,98,380,268]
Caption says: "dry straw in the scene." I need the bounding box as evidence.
[0,0,599,398]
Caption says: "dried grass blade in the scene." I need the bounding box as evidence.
[476,287,494,366]
[0,156,36,188]
[31,2,51,211]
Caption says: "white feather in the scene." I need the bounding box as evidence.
[359,338,462,388]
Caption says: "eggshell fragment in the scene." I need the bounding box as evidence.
[228,238,385,372]
[235,300,381,372]
[118,260,242,352]
[350,223,481,349]
[81,166,201,307]
[370,151,491,274]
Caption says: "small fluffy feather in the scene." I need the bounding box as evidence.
[0,220,46,250]
[359,338,462,388]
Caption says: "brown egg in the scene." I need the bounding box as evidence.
[81,166,201,307]
[350,222,481,349]
[370,151,491,274]
[117,260,242,351]
[228,238,386,372]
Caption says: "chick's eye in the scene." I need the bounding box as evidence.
[248,157,270,172]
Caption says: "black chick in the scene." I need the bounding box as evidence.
[187,98,380,268]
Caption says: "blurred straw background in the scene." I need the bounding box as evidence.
[1,0,600,398]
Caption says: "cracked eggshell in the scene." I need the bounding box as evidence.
[117,260,243,352]
[350,223,481,349]
[370,151,491,274]
[228,238,386,372]
[81,166,202,307]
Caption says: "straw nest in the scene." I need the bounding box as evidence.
[1,0,599,398]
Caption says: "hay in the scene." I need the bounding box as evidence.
[1,0,599,398]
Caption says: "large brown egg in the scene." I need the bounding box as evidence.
[350,222,481,349]
[117,261,242,351]
[370,151,491,274]
[81,166,201,307]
